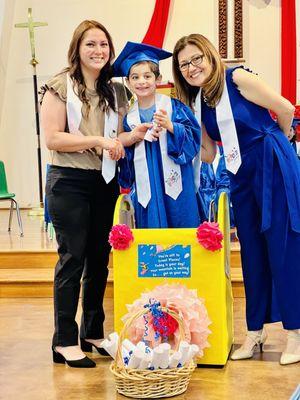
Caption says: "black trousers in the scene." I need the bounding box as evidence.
[46,166,119,347]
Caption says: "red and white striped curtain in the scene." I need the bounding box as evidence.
[281,0,299,105]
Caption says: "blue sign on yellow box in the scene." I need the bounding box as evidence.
[138,244,191,278]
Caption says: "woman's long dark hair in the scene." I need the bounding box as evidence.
[65,20,116,114]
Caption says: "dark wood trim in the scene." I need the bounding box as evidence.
[234,0,243,58]
[218,0,228,59]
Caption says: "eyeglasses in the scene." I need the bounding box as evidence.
[178,54,204,72]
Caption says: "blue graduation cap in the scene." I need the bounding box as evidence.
[112,41,172,77]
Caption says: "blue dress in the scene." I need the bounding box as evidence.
[118,98,201,228]
[201,67,300,330]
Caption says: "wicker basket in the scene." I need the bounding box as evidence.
[110,307,196,399]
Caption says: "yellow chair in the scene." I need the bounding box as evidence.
[112,192,233,367]
[0,161,23,236]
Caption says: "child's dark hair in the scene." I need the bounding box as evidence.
[128,61,160,78]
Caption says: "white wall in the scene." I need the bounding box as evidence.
[0,0,16,127]
[0,0,281,207]
[244,0,281,90]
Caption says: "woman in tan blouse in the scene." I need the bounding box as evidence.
[40,20,127,368]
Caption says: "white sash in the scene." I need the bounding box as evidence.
[66,73,83,135]
[193,88,202,192]
[156,94,182,200]
[66,73,118,182]
[102,99,119,183]
[212,146,220,174]
[126,100,151,208]
[194,77,241,174]
[126,93,182,208]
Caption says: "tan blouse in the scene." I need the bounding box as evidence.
[41,72,128,170]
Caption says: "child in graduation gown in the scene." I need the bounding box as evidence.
[113,42,201,228]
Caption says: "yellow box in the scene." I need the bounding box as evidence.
[112,192,233,366]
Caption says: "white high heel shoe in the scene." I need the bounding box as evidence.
[231,329,267,360]
[280,330,300,365]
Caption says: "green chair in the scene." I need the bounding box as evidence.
[0,160,23,236]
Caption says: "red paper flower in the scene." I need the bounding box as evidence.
[153,312,179,337]
[108,224,134,250]
[196,221,223,251]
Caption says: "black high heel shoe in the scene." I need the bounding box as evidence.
[80,338,110,356]
[52,346,96,368]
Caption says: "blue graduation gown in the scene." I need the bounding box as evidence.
[197,146,235,226]
[201,67,300,330]
[118,98,201,228]
[197,162,216,222]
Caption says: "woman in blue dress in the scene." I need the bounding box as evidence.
[172,34,300,365]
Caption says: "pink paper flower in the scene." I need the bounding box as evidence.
[196,221,223,251]
[108,224,134,250]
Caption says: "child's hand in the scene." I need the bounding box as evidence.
[151,124,162,140]
[153,109,174,133]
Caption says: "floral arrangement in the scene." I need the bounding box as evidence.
[108,224,134,250]
[122,283,211,357]
[196,221,223,251]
